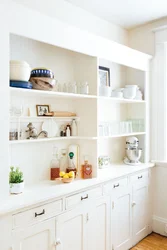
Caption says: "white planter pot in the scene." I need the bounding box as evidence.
[10,182,24,194]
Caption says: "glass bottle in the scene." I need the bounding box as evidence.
[81,156,92,179]
[71,119,77,136]
[50,147,60,180]
[60,149,67,172]
[66,152,77,177]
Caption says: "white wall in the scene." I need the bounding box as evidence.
[129,17,167,55]
[12,0,128,46]
[129,20,167,236]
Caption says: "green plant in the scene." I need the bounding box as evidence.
[9,166,24,184]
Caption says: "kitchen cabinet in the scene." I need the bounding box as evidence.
[56,204,87,250]
[111,185,132,250]
[132,180,149,246]
[87,196,110,250]
[12,218,55,250]
[56,195,110,250]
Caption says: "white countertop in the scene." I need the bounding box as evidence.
[0,162,155,216]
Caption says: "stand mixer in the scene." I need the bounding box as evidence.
[124,136,142,165]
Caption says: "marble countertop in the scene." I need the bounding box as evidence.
[0,162,155,216]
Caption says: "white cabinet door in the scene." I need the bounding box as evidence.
[56,204,87,250]
[87,196,110,250]
[132,181,148,246]
[112,186,132,250]
[12,218,55,250]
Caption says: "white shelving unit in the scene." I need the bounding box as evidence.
[0,2,152,198]
[8,31,151,186]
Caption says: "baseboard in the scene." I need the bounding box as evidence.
[152,215,167,236]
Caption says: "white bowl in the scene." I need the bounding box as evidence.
[99,86,112,97]
[10,60,31,81]
[123,86,137,99]
[111,91,123,98]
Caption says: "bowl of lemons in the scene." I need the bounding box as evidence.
[59,171,75,183]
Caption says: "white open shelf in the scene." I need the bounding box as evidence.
[9,136,98,145]
[10,87,97,99]
[98,132,146,139]
[10,116,80,121]
[98,96,146,104]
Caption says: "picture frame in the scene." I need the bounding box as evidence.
[99,66,110,87]
[36,105,50,116]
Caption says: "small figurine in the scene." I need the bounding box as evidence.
[26,122,48,139]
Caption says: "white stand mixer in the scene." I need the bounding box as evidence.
[124,136,142,165]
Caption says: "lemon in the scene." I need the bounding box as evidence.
[63,174,69,179]
[68,171,75,178]
[59,171,66,177]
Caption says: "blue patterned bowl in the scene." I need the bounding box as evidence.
[31,68,54,78]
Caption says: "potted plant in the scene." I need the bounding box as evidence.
[9,166,24,194]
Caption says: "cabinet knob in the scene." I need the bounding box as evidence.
[81,194,89,200]
[132,201,136,207]
[55,239,61,246]
[113,183,119,188]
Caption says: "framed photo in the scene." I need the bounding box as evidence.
[36,105,50,116]
[99,66,110,87]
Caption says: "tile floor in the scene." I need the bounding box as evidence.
[131,233,167,250]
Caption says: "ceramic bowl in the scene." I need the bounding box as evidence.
[123,85,137,99]
[31,68,54,78]
[99,86,112,97]
[111,91,123,98]
[10,60,31,81]
[62,178,74,183]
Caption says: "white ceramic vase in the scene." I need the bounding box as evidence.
[10,182,24,194]
[10,60,31,81]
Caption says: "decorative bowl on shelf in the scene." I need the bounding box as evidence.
[30,77,56,91]
[10,60,31,82]
[62,177,74,183]
[30,68,54,78]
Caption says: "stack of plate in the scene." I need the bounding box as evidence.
[10,80,32,89]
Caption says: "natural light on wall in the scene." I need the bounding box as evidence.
[151,27,167,161]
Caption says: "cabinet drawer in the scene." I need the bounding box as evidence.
[13,199,63,229]
[65,186,102,210]
[130,171,149,184]
[103,177,128,194]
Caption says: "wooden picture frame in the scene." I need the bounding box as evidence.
[36,105,50,116]
[99,66,110,87]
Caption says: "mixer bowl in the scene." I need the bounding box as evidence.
[126,148,142,162]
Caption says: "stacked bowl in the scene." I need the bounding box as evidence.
[30,68,56,91]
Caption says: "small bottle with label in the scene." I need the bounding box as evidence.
[66,124,71,137]
[50,146,60,180]
[66,152,77,177]
[81,156,92,179]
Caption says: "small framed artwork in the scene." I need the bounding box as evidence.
[36,105,50,116]
[99,66,110,87]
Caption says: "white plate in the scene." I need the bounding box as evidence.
[42,119,58,138]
